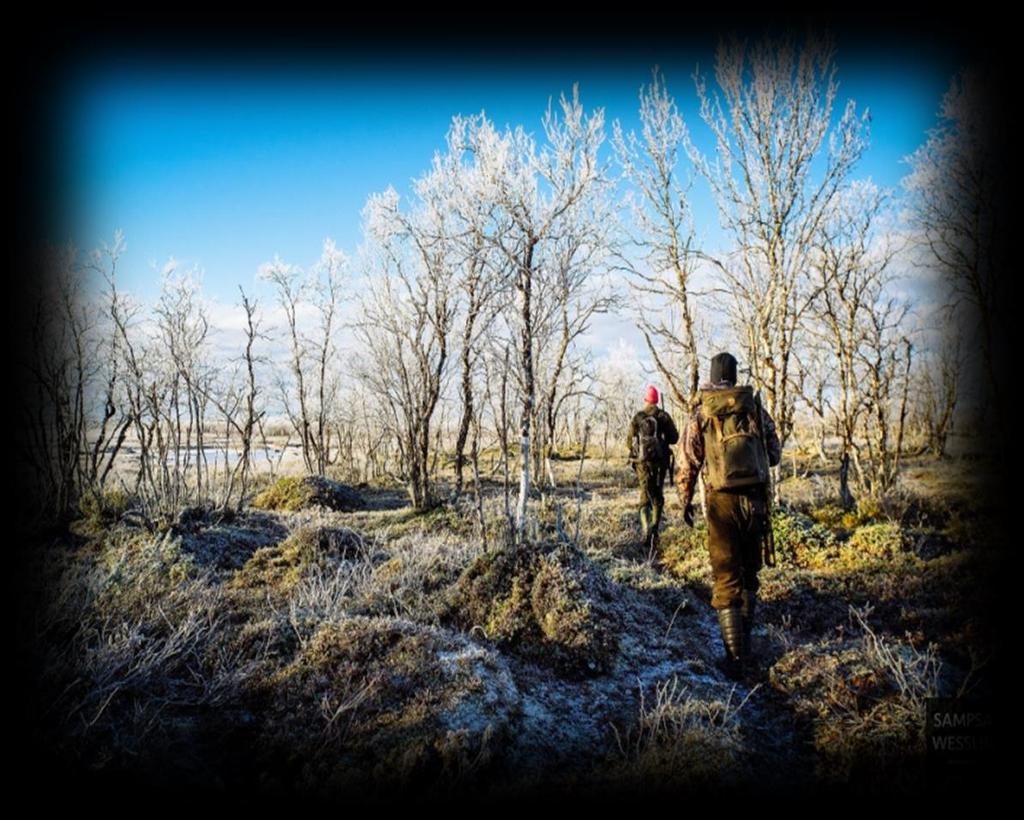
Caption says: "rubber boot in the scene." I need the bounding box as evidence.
[639,506,650,543]
[716,604,745,680]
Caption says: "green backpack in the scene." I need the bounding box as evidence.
[636,412,667,467]
[699,385,769,490]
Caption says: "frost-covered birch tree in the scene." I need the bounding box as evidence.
[613,66,702,406]
[808,180,902,506]
[903,65,1006,434]
[683,29,870,451]
[259,240,348,476]
[447,87,608,543]
[355,163,457,511]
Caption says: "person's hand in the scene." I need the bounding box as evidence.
[683,503,695,528]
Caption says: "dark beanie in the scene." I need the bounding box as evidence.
[710,352,737,385]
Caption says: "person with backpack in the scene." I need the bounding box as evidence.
[627,385,679,557]
[675,352,782,679]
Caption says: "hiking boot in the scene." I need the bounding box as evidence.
[716,604,745,679]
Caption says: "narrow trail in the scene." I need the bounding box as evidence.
[320,475,823,792]
[492,568,818,792]
[179,463,971,796]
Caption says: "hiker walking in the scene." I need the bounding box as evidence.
[675,353,781,678]
[627,385,679,557]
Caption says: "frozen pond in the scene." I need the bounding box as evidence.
[160,446,282,466]
[112,443,297,468]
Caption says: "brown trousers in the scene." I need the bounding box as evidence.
[636,462,667,527]
[705,486,769,610]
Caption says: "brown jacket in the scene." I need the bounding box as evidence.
[674,382,782,507]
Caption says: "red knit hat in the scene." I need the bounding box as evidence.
[644,385,659,404]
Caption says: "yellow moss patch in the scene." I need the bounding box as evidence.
[374,557,405,581]
[658,524,709,581]
[251,476,313,511]
[811,499,883,531]
[441,541,621,678]
[229,525,365,596]
[251,475,366,512]
[771,509,841,569]
[71,487,131,536]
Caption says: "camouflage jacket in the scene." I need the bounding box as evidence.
[674,382,782,507]
[627,404,679,468]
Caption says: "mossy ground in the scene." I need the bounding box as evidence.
[251,475,367,513]
[23,452,1007,804]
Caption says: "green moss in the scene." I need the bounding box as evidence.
[80,485,129,519]
[658,523,709,580]
[229,525,365,597]
[771,508,841,568]
[484,574,534,639]
[72,486,132,536]
[531,550,618,667]
[810,499,883,531]
[441,541,621,678]
[532,556,591,640]
[385,504,470,539]
[773,507,916,572]
[89,530,203,630]
[844,523,910,561]
[250,476,311,511]
[251,475,366,512]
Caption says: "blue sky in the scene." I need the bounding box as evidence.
[55,41,965,310]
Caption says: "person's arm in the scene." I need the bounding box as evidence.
[626,415,638,464]
[760,404,782,467]
[662,411,680,446]
[674,411,704,514]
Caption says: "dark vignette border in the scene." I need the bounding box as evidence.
[11,13,1014,810]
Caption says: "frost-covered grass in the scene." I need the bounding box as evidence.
[769,604,948,790]
[604,673,754,790]
[22,453,1003,802]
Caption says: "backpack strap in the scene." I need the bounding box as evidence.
[710,414,724,440]
[721,432,758,443]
